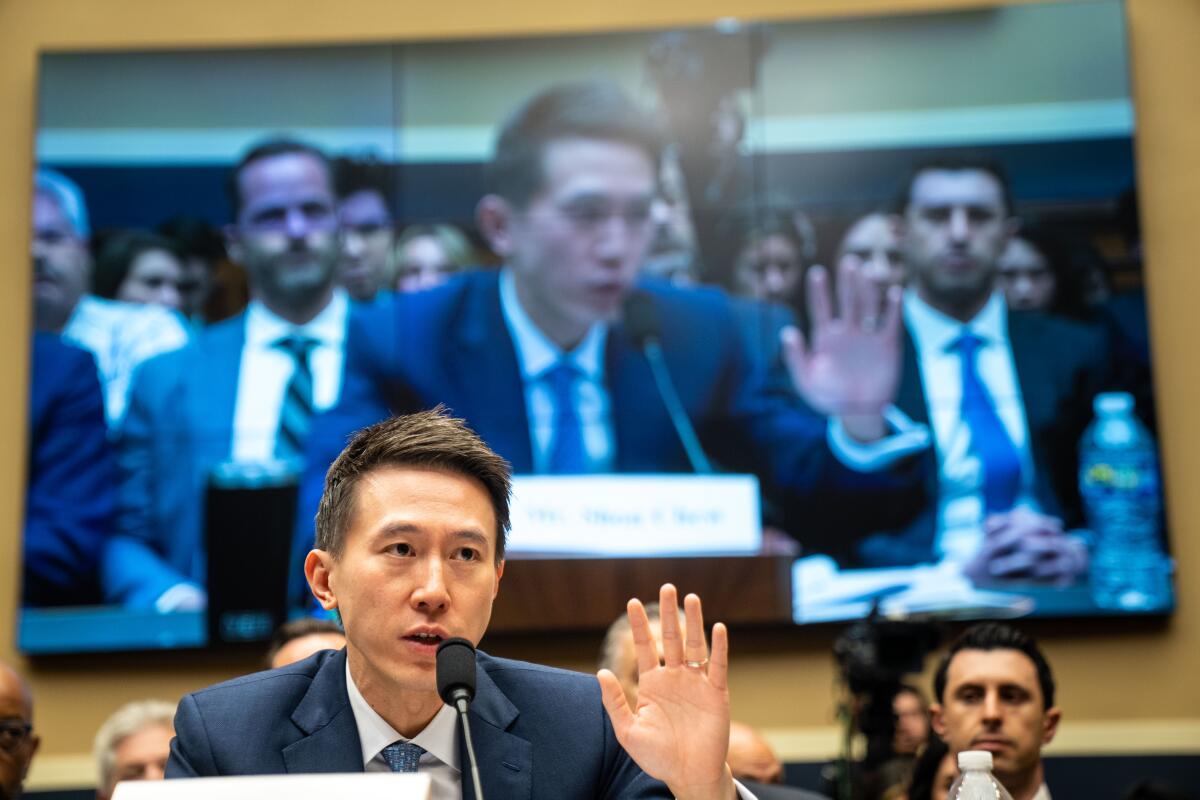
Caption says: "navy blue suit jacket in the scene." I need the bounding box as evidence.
[848,311,1112,567]
[25,333,114,606]
[299,272,919,569]
[105,314,247,608]
[167,648,669,798]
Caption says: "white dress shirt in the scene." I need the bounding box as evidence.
[230,291,349,463]
[1033,784,1052,800]
[903,289,1040,560]
[346,662,461,798]
[62,294,190,427]
[498,268,615,473]
[345,662,759,800]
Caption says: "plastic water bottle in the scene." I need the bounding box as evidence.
[947,751,1014,800]
[1078,392,1173,611]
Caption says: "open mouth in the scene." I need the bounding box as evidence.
[404,632,445,647]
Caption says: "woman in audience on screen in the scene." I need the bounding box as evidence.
[92,230,188,314]
[904,737,956,800]
[393,223,475,292]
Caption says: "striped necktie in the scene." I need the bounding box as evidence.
[274,334,317,461]
[380,740,425,773]
[952,332,1021,512]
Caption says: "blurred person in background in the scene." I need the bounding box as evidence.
[393,223,474,292]
[109,138,353,612]
[995,236,1056,314]
[265,618,346,669]
[92,231,186,313]
[158,216,228,323]
[0,660,39,800]
[334,157,395,303]
[94,700,175,800]
[733,211,815,311]
[837,159,1105,584]
[31,169,189,427]
[836,211,907,297]
[642,145,700,286]
[24,332,114,607]
[892,685,931,757]
[904,737,955,800]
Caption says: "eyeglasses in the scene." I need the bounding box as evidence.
[0,719,33,751]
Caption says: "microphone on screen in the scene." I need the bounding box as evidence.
[623,291,713,474]
[436,637,485,800]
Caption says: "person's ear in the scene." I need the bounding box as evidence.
[305,549,338,612]
[476,195,517,258]
[493,559,505,598]
[930,702,947,738]
[1042,706,1062,746]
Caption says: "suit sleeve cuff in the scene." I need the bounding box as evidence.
[827,406,931,472]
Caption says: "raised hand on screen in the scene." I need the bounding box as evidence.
[782,257,903,442]
[597,584,736,800]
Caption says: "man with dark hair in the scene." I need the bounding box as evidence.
[930,623,1060,800]
[169,409,755,799]
[333,157,394,302]
[307,81,917,556]
[842,158,1108,581]
[0,660,39,800]
[108,137,353,611]
[265,618,346,669]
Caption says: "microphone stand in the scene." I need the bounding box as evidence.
[642,336,713,474]
[451,692,485,800]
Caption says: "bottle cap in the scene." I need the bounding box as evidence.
[1094,391,1134,416]
[958,750,993,770]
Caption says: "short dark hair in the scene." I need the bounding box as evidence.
[313,407,512,562]
[227,137,332,220]
[91,230,184,300]
[158,216,226,263]
[264,617,344,668]
[487,81,663,207]
[933,622,1056,710]
[896,155,1015,218]
[333,156,392,203]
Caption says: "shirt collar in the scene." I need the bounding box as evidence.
[903,287,1008,354]
[345,660,461,773]
[498,267,606,382]
[244,288,349,349]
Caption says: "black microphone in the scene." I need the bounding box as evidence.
[623,292,713,473]
[436,637,485,800]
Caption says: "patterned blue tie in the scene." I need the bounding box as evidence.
[274,334,317,461]
[545,359,586,474]
[380,740,425,773]
[953,332,1021,512]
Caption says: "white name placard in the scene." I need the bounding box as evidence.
[112,773,431,800]
[507,474,762,557]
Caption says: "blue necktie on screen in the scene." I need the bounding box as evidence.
[274,334,317,461]
[545,359,586,474]
[953,332,1021,512]
[381,740,425,773]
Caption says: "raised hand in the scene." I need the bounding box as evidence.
[782,257,903,442]
[597,584,736,800]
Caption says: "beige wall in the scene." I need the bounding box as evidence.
[2,0,1198,787]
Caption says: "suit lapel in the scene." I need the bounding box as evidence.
[459,660,532,800]
[895,329,929,425]
[282,650,365,774]
[451,275,535,473]
[193,314,246,463]
[1007,313,1054,431]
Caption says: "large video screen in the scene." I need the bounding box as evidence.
[22,0,1174,654]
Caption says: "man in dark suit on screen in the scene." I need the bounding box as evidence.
[830,159,1109,582]
[301,81,922,562]
[168,409,757,799]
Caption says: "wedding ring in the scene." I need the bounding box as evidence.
[684,658,709,669]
